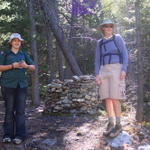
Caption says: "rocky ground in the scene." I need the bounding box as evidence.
[0,81,150,150]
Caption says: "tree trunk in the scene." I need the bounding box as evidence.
[45,25,54,82]
[56,44,64,80]
[38,0,83,76]
[125,0,135,82]
[135,0,143,122]
[27,0,40,106]
[64,0,77,79]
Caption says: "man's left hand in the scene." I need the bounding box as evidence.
[120,71,126,80]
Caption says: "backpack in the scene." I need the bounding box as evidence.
[99,34,123,65]
[0,51,9,65]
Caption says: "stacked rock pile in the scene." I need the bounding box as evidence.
[44,75,102,115]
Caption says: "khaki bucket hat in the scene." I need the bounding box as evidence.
[100,19,114,26]
[97,19,114,30]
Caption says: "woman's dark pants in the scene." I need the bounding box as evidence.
[1,85,27,140]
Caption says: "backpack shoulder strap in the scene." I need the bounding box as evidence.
[98,39,103,65]
[98,39,103,46]
[113,34,123,63]
[113,34,120,52]
[0,51,9,65]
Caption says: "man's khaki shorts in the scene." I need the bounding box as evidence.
[99,63,126,100]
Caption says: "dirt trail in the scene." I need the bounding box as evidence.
[0,81,149,150]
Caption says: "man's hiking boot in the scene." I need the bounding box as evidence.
[103,123,115,136]
[109,124,122,138]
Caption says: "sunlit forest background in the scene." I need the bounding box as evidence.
[0,0,149,116]
[0,0,150,149]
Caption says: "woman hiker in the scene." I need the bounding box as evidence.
[0,33,35,144]
[95,19,128,137]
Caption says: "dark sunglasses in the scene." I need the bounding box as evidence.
[103,25,113,28]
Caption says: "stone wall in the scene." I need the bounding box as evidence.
[43,74,139,117]
[44,75,102,115]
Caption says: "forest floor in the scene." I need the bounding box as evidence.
[0,82,150,150]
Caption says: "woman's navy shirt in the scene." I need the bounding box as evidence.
[0,50,34,88]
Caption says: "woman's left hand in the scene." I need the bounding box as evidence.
[120,71,126,80]
[19,60,29,69]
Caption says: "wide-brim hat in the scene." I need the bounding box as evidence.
[8,33,24,43]
[97,19,114,30]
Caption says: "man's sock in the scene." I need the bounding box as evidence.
[116,116,121,125]
[108,117,115,125]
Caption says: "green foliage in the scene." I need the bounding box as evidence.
[0,0,30,50]
[143,121,150,130]
[0,0,150,85]
[40,84,48,100]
